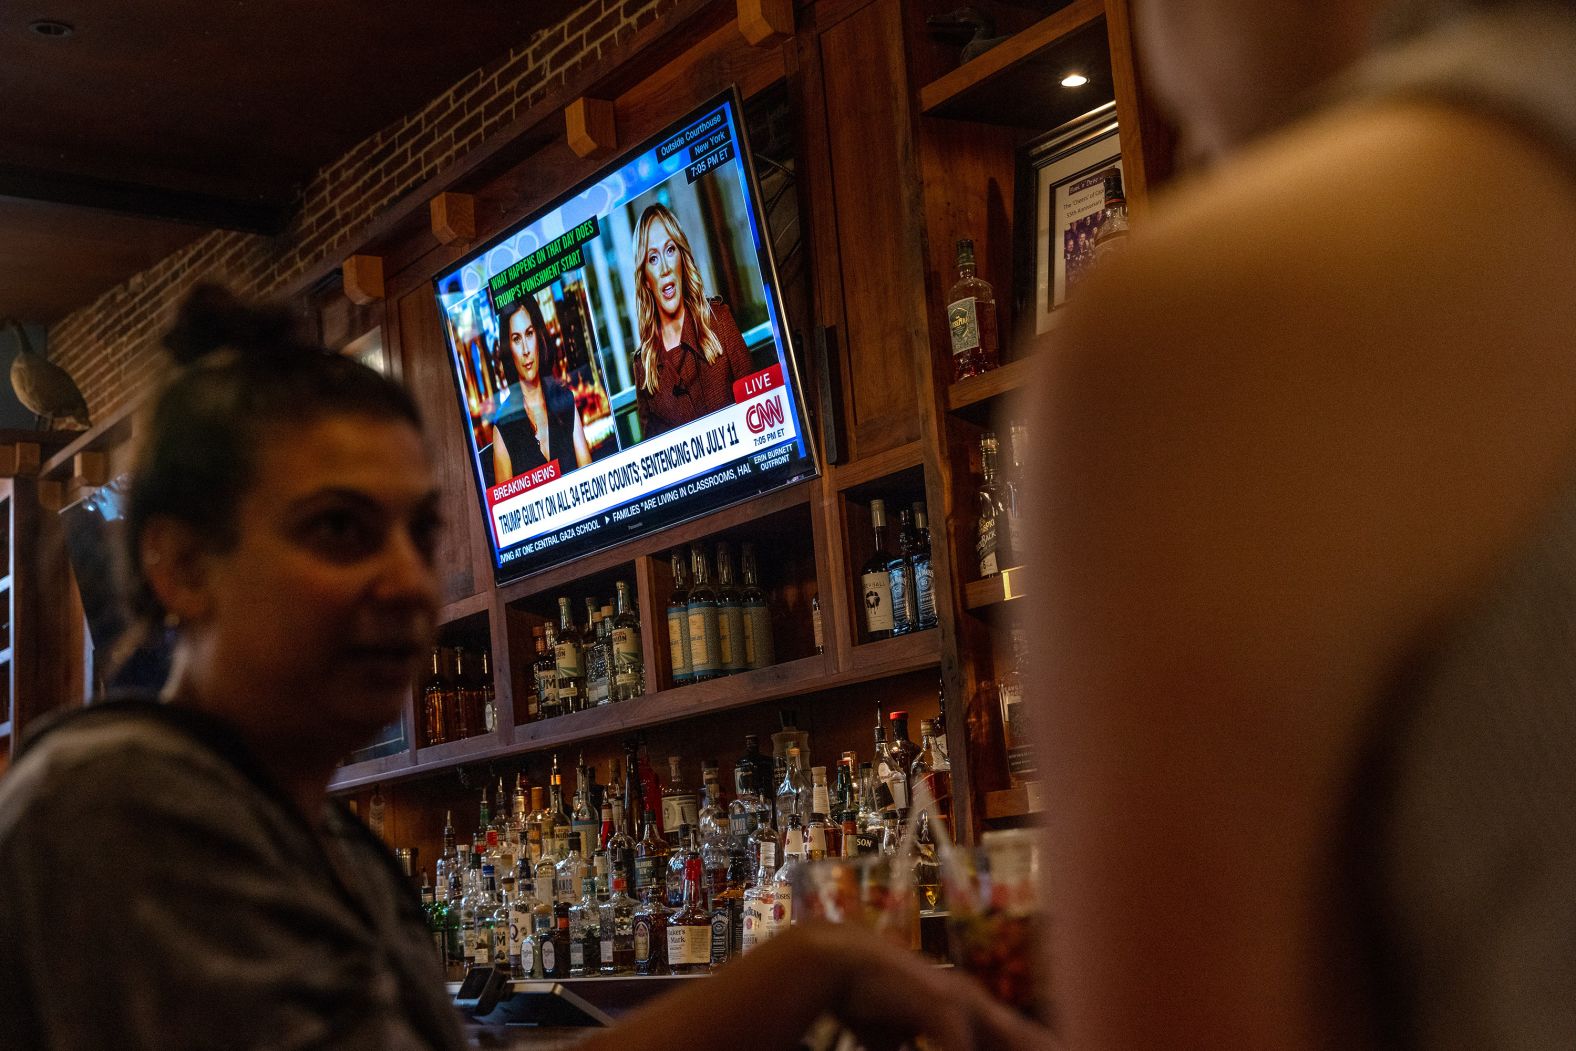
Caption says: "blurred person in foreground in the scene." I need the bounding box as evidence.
[1030,1,1576,1049]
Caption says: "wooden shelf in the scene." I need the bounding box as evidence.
[920,0,1111,130]
[438,591,492,625]
[828,440,924,493]
[947,354,1041,415]
[963,566,1026,611]
[329,630,942,791]
[985,783,1045,822]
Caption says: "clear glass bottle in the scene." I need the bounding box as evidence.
[604,796,635,899]
[714,541,749,674]
[611,580,644,701]
[773,746,810,840]
[525,786,547,867]
[507,869,536,974]
[860,499,896,640]
[585,606,610,707]
[976,432,1011,578]
[665,827,713,976]
[666,824,694,911]
[661,756,699,838]
[946,237,1000,381]
[886,710,920,815]
[911,503,938,631]
[667,550,694,687]
[570,752,598,854]
[1092,167,1130,264]
[740,840,779,954]
[525,627,546,721]
[686,545,723,680]
[698,759,728,843]
[599,874,637,975]
[736,732,773,802]
[888,507,918,637]
[536,622,561,719]
[855,762,881,847]
[554,831,589,905]
[634,809,669,906]
[771,814,805,931]
[569,876,600,977]
[554,597,585,712]
[728,762,771,867]
[808,765,839,859]
[739,542,775,670]
[477,648,497,732]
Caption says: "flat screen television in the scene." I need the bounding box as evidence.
[433,89,818,585]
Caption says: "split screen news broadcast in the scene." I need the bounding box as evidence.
[433,90,817,584]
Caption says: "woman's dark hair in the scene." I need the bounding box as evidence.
[498,292,551,388]
[123,284,422,631]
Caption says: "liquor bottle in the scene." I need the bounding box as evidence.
[740,841,779,954]
[605,794,636,900]
[661,756,699,837]
[861,499,896,640]
[526,623,545,724]
[728,762,771,862]
[888,507,919,637]
[611,580,644,701]
[585,606,610,707]
[569,876,600,977]
[736,733,773,801]
[999,626,1036,782]
[698,760,728,843]
[714,541,749,675]
[543,900,572,979]
[976,432,1012,578]
[477,649,498,733]
[422,648,450,745]
[665,824,692,910]
[571,753,598,853]
[599,874,637,975]
[686,545,723,681]
[837,760,860,857]
[665,826,712,976]
[855,762,881,850]
[426,863,450,964]
[598,603,616,704]
[700,803,732,903]
[637,738,664,838]
[774,746,810,837]
[910,718,954,840]
[525,787,547,866]
[507,869,537,974]
[738,542,776,670]
[528,881,553,977]
[554,831,589,904]
[1092,167,1130,264]
[946,237,1000,381]
[1004,422,1028,569]
[808,765,839,858]
[811,594,825,655]
[474,869,503,968]
[911,503,938,631]
[634,809,669,905]
[667,550,694,688]
[554,597,586,712]
[448,648,471,740]
[547,755,572,862]
[772,814,806,931]
[886,710,921,814]
[633,878,669,976]
[536,623,561,719]
[710,845,749,968]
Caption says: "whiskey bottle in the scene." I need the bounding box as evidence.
[910,718,953,840]
[632,877,669,975]
[976,432,1012,578]
[661,755,699,837]
[611,581,644,701]
[554,597,585,712]
[634,809,669,905]
[667,550,694,687]
[946,237,1000,381]
[422,648,449,745]
[740,841,779,954]
[447,648,471,739]
[809,765,840,858]
[1091,167,1130,264]
[535,624,560,720]
[999,626,1036,783]
[665,826,713,976]
[714,541,749,675]
[911,503,938,631]
[686,545,723,680]
[599,875,637,975]
[542,900,572,979]
[710,845,749,967]
[888,507,919,637]
[861,499,896,641]
[886,710,921,814]
[739,542,775,669]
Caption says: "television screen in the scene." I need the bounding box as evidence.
[433,89,818,585]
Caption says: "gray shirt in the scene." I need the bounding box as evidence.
[0,700,465,1051]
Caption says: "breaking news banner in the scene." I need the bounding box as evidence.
[488,364,796,562]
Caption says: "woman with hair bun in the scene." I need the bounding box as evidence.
[631,202,756,438]
[0,285,462,1049]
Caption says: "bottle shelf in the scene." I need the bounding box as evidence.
[329,630,941,791]
[963,566,1026,611]
[827,440,924,493]
[985,783,1045,822]
[946,354,1041,418]
[919,0,1111,130]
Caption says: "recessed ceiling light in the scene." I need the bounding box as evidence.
[1061,73,1089,88]
[28,19,74,38]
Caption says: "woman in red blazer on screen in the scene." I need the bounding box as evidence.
[630,202,755,439]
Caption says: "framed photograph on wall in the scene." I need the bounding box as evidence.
[1013,102,1122,342]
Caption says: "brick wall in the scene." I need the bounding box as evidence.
[49,0,683,421]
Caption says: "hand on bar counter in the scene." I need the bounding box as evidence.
[575,922,1056,1051]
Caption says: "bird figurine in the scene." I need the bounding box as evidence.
[5,319,91,431]
[926,6,1010,66]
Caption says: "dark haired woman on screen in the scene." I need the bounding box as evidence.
[0,286,463,1050]
[492,292,591,482]
[631,202,756,438]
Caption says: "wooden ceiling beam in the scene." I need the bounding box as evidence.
[0,164,291,235]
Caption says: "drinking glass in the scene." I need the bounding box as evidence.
[942,828,1049,1020]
